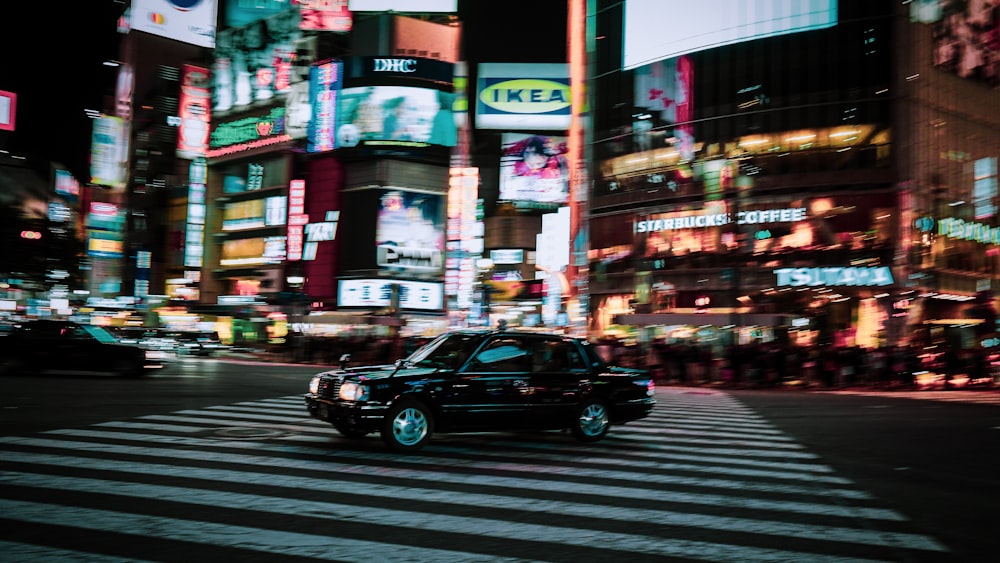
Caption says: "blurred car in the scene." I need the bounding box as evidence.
[0,320,164,376]
[110,327,179,362]
[304,328,656,453]
[173,331,225,356]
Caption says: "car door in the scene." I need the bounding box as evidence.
[527,338,592,428]
[441,335,533,431]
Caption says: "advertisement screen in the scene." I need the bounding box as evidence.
[348,0,456,11]
[90,116,128,191]
[0,89,16,131]
[499,133,570,205]
[132,0,218,48]
[931,2,1000,89]
[220,236,287,266]
[475,63,570,131]
[308,60,344,152]
[337,86,457,148]
[376,189,445,273]
[177,64,212,159]
[300,0,351,31]
[338,279,444,311]
[212,8,302,116]
[624,0,837,69]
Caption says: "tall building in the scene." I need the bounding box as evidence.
[587,1,1000,350]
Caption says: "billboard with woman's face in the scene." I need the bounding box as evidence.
[498,133,570,205]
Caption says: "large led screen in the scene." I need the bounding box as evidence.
[623,0,837,69]
[498,133,570,205]
[212,7,302,116]
[376,189,445,273]
[337,86,457,148]
[931,2,1000,89]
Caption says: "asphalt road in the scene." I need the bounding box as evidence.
[1,355,999,561]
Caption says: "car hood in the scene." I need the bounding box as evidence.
[322,364,446,381]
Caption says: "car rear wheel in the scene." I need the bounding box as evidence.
[381,399,433,453]
[571,398,610,442]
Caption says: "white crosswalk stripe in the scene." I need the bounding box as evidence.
[0,387,949,561]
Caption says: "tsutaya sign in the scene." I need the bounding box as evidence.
[937,217,1000,245]
[635,207,807,233]
[774,267,895,287]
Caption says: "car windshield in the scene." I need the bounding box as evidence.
[406,332,485,369]
[82,325,120,344]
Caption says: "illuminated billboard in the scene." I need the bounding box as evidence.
[338,279,444,311]
[90,116,128,191]
[300,0,351,31]
[0,90,16,131]
[220,236,287,266]
[177,64,212,159]
[499,133,570,206]
[930,2,1000,89]
[132,0,217,48]
[337,86,457,148]
[212,7,302,116]
[376,189,445,273]
[347,0,456,12]
[308,60,344,152]
[475,63,571,131]
[623,0,837,69]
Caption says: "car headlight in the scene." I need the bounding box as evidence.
[309,376,321,395]
[338,381,369,401]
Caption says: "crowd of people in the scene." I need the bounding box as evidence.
[596,338,998,389]
[267,331,996,390]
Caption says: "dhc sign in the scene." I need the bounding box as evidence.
[774,267,895,287]
[372,58,417,73]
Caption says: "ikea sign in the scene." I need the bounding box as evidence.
[475,63,571,130]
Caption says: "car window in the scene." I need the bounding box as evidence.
[471,337,531,372]
[532,340,587,372]
[82,325,120,344]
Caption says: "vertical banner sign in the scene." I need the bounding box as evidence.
[178,64,212,159]
[90,115,128,191]
[308,59,343,152]
[287,179,309,261]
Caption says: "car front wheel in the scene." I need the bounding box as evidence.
[571,398,610,442]
[381,399,433,453]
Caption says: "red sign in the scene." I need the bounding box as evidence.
[287,179,309,261]
[0,90,16,132]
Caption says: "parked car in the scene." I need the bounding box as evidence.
[304,328,656,453]
[0,320,164,377]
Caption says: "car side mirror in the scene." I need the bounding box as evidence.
[339,353,351,369]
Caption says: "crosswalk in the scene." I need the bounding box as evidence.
[0,387,949,562]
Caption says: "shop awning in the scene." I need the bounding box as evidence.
[612,312,792,327]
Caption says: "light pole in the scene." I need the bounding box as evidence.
[476,257,494,326]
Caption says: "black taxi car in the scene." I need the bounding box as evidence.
[0,320,163,377]
[304,328,656,452]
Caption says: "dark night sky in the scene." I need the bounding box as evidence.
[0,1,566,184]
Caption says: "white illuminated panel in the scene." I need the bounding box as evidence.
[624,0,837,69]
[338,279,443,310]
